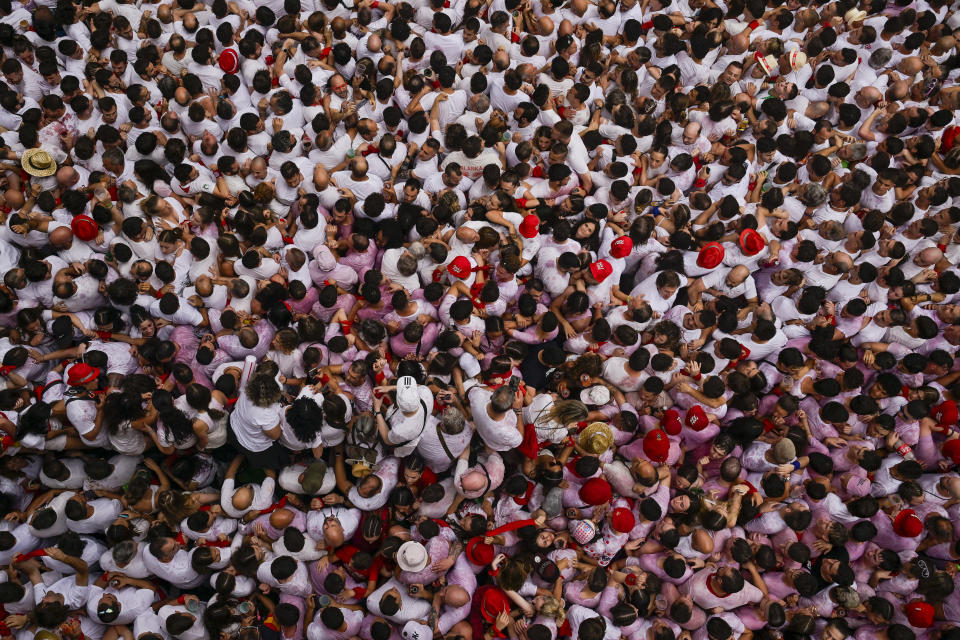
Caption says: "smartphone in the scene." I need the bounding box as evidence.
[508,375,520,391]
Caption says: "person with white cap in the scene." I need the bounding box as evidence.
[374,376,434,457]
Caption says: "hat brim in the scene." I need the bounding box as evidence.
[21,150,57,177]
[398,558,429,572]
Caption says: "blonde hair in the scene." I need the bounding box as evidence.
[539,596,566,625]
[536,399,588,428]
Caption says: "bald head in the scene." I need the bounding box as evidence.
[232,486,253,510]
[367,34,382,53]
[56,167,77,187]
[728,265,750,285]
[831,252,854,273]
[538,17,554,35]
[898,56,924,76]
[270,508,295,530]
[49,227,73,248]
[323,521,344,548]
[313,164,329,189]
[350,157,368,178]
[174,87,190,106]
[461,470,487,492]
[729,32,750,55]
[855,86,882,109]
[886,80,908,102]
[917,247,944,267]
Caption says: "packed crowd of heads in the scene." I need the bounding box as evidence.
[4,0,960,640]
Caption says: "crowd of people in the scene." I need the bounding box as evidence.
[2,0,960,639]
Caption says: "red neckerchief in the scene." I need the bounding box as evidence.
[0,365,16,377]
[512,481,536,506]
[258,495,288,515]
[705,573,726,598]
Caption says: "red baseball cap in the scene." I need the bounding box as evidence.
[518,214,540,239]
[610,507,635,534]
[610,235,633,259]
[932,399,958,429]
[447,256,472,279]
[66,362,100,386]
[739,229,766,256]
[696,242,724,269]
[943,438,960,465]
[589,259,612,282]
[71,215,98,242]
[219,49,240,74]
[905,601,935,628]
[686,405,708,431]
[466,537,495,566]
[578,477,612,506]
[661,409,682,436]
[643,429,670,463]
[893,509,923,537]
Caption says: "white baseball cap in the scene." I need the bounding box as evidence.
[396,376,420,412]
[402,622,433,640]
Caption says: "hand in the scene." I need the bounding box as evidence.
[494,611,511,632]
[5,614,28,629]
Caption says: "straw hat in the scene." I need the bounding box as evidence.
[579,421,613,455]
[844,8,867,25]
[21,149,57,177]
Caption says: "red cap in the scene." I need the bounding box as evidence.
[71,214,98,242]
[905,601,935,628]
[578,477,612,506]
[66,363,100,386]
[696,242,724,269]
[589,259,613,282]
[518,215,540,239]
[686,405,708,431]
[466,537,495,566]
[610,235,633,259]
[447,256,471,279]
[661,409,682,436]
[893,509,923,537]
[739,229,766,256]
[943,438,960,464]
[219,49,240,74]
[610,507,635,534]
[480,588,510,622]
[643,429,670,463]
[932,399,958,429]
